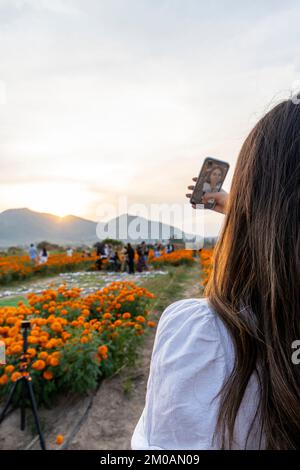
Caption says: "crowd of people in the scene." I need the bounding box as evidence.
[26,240,176,274]
[95,240,176,274]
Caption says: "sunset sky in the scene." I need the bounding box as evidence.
[0,0,300,236]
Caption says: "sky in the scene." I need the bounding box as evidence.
[0,0,300,237]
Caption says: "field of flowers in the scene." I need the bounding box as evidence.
[149,249,196,267]
[0,281,155,405]
[0,252,98,286]
[0,249,197,286]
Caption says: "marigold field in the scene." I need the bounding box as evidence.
[0,281,155,404]
[0,247,213,411]
[0,248,197,285]
[149,248,196,267]
[0,252,98,285]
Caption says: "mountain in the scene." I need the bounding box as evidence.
[0,208,200,248]
[0,208,100,247]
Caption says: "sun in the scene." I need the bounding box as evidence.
[17,182,96,218]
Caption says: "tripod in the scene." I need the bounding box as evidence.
[0,320,46,450]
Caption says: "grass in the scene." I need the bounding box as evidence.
[140,263,202,314]
[0,295,29,307]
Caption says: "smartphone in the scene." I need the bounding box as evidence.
[190,157,230,209]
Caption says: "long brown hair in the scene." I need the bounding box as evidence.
[205,98,300,449]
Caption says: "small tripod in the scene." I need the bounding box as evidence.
[0,320,46,450]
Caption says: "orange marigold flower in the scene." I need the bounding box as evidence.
[27,348,37,357]
[56,434,64,445]
[38,351,48,360]
[122,312,131,319]
[114,320,122,327]
[49,357,60,367]
[136,315,145,323]
[103,313,111,319]
[98,345,108,357]
[11,372,22,382]
[51,322,62,332]
[27,336,38,344]
[32,360,46,371]
[0,374,8,385]
[147,321,156,328]
[11,344,23,354]
[5,365,14,374]
[43,370,54,380]
[52,351,60,358]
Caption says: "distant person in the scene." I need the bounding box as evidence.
[119,246,127,272]
[126,243,135,274]
[144,243,149,263]
[39,247,48,264]
[66,247,73,257]
[95,242,107,270]
[112,250,121,271]
[137,242,148,273]
[108,248,119,270]
[166,241,175,254]
[154,243,161,258]
[28,243,38,264]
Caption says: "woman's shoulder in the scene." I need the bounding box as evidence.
[157,297,219,334]
[155,297,234,369]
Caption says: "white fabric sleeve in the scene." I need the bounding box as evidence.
[131,298,227,450]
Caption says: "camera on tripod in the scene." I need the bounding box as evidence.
[0,318,46,450]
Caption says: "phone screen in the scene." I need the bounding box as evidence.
[190,157,229,209]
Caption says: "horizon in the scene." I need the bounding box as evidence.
[1,206,218,238]
[1,1,300,238]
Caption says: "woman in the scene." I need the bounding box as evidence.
[39,247,48,264]
[202,165,224,193]
[201,165,225,206]
[131,98,300,450]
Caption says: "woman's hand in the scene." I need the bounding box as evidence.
[186,176,229,215]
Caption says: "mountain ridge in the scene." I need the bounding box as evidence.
[0,208,198,248]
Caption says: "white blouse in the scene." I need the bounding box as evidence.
[131,298,264,450]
